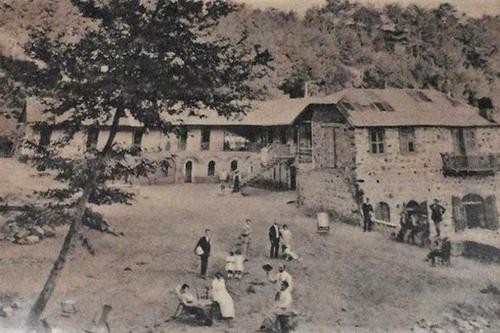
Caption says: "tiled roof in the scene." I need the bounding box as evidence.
[25,89,494,129]
[329,89,496,128]
[26,96,334,127]
[163,96,333,126]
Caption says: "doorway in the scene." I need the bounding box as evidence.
[184,161,193,183]
[230,160,238,172]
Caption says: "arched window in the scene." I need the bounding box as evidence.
[207,160,216,176]
[230,160,238,171]
[375,202,390,222]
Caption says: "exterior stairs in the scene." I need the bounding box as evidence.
[240,144,295,189]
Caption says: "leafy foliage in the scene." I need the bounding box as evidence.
[215,0,500,108]
[0,0,270,216]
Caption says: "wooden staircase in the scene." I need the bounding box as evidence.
[240,144,295,189]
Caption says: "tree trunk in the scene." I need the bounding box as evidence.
[26,184,93,331]
[25,108,123,332]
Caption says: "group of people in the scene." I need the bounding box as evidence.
[395,199,446,245]
[269,221,299,262]
[391,198,451,267]
[218,168,242,194]
[174,218,298,331]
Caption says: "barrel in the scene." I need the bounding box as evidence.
[317,212,330,233]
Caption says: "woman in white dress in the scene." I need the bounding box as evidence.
[279,224,292,255]
[211,272,235,319]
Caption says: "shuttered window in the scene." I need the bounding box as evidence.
[399,128,416,154]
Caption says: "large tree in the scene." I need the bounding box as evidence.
[0,0,269,330]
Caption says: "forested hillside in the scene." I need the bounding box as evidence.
[216,0,500,110]
[1,0,500,110]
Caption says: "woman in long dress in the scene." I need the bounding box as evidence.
[279,224,292,255]
[211,272,235,319]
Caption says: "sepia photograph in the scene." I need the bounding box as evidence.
[1,0,500,332]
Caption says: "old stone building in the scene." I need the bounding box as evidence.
[22,89,500,235]
[22,96,331,189]
[298,88,500,236]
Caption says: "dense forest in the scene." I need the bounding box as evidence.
[1,0,500,110]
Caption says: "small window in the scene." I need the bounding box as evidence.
[201,128,210,151]
[86,127,99,150]
[165,141,171,151]
[133,129,144,146]
[178,128,187,151]
[369,128,385,154]
[207,160,216,176]
[463,129,476,151]
[340,102,355,111]
[373,102,394,112]
[399,128,416,154]
[39,127,52,147]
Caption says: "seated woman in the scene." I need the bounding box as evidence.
[259,281,294,333]
[174,284,212,326]
[211,272,235,320]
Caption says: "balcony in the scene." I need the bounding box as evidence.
[442,153,500,176]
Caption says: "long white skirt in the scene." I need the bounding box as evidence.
[212,278,235,318]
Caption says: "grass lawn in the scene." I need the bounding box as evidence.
[1,180,500,332]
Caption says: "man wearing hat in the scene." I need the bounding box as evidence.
[269,221,280,258]
[277,265,293,292]
[430,198,446,237]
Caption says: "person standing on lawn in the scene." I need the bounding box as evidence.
[430,198,446,237]
[240,218,252,256]
[362,198,374,232]
[279,224,292,255]
[269,220,280,259]
[195,229,211,279]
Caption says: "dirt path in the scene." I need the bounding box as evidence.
[1,184,499,332]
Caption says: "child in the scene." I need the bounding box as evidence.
[234,249,245,280]
[225,251,236,279]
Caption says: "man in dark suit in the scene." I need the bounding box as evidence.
[195,229,211,279]
[362,198,374,232]
[430,198,446,237]
[269,221,280,258]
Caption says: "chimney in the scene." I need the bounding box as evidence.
[304,81,310,98]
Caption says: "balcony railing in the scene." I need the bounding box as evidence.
[442,153,500,175]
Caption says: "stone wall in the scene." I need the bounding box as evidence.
[297,108,360,220]
[354,126,500,235]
